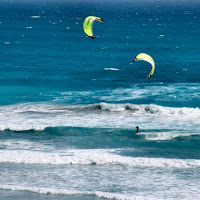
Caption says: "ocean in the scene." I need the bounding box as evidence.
[0,0,200,199]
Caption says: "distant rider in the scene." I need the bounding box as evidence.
[136,126,139,133]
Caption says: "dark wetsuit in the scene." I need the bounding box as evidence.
[136,126,139,133]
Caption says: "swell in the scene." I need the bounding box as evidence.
[0,185,155,200]
[1,126,200,143]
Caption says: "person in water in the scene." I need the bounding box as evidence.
[136,126,139,133]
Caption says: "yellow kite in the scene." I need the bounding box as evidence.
[133,53,155,78]
[83,16,103,39]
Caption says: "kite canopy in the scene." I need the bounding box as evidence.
[83,16,103,39]
[133,53,155,78]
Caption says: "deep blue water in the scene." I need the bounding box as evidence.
[0,1,200,200]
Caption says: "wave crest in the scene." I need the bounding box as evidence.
[99,102,200,116]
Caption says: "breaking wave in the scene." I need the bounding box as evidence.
[0,102,200,116]
[0,102,199,131]
[0,148,200,168]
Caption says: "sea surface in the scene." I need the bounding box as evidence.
[0,0,200,199]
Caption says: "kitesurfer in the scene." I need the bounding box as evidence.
[136,126,139,133]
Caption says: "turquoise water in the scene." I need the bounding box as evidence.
[0,1,200,199]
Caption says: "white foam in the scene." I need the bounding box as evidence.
[104,68,119,71]
[145,131,200,141]
[0,148,199,168]
[0,139,55,151]
[100,102,127,111]
[99,83,200,103]
[0,185,157,200]
[31,16,40,18]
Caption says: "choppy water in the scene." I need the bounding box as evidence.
[0,1,200,199]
